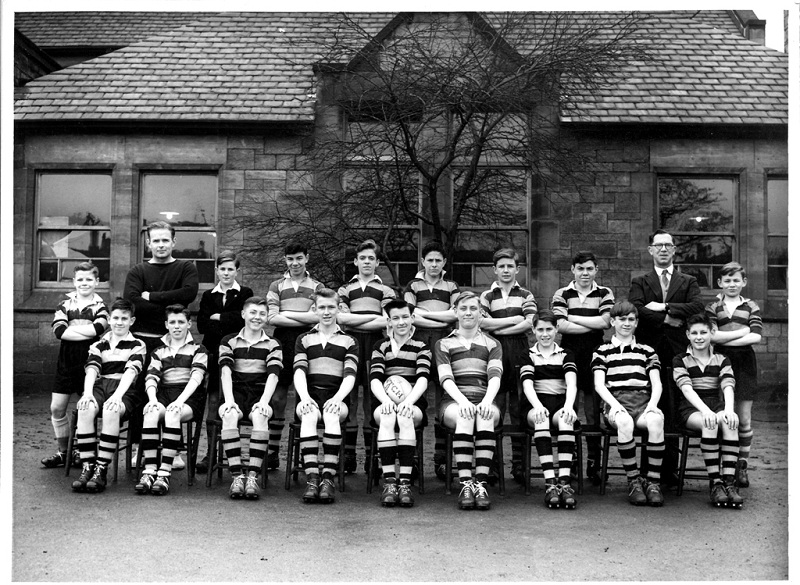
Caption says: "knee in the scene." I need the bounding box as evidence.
[616,416,634,439]
[322,411,339,427]
[397,414,414,431]
[164,412,182,428]
[220,411,239,429]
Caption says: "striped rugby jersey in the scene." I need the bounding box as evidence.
[267,271,324,323]
[591,336,660,395]
[85,332,147,380]
[479,281,537,329]
[294,325,359,393]
[403,271,460,316]
[369,329,432,385]
[551,281,614,343]
[520,343,577,395]
[52,292,108,339]
[705,294,763,336]
[337,274,396,329]
[218,329,283,387]
[435,330,503,400]
[672,347,735,400]
[145,332,208,391]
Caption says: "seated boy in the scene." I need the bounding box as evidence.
[435,291,502,511]
[673,313,743,508]
[43,262,108,468]
[591,300,665,506]
[72,298,146,493]
[136,304,208,495]
[369,299,431,507]
[218,296,283,500]
[520,310,579,509]
[294,288,359,504]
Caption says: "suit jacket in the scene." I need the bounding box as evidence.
[629,267,704,360]
[196,285,255,356]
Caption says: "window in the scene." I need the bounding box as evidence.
[36,172,112,286]
[657,175,737,288]
[767,176,788,291]
[140,173,218,283]
[451,167,530,287]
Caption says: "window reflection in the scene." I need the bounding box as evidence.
[767,178,788,291]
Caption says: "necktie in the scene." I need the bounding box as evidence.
[661,269,670,301]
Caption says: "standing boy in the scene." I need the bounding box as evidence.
[72,298,146,493]
[521,310,579,509]
[369,299,431,507]
[673,313,742,507]
[591,300,665,506]
[336,239,395,473]
[217,296,283,500]
[705,262,762,488]
[266,242,324,471]
[479,248,536,483]
[136,304,208,495]
[551,251,613,484]
[42,262,108,468]
[294,289,359,503]
[436,291,503,510]
[402,240,459,480]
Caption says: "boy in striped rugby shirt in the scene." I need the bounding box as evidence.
[266,242,324,470]
[336,239,396,474]
[43,262,108,469]
[705,262,762,488]
[218,296,282,500]
[436,291,503,510]
[521,310,579,509]
[591,300,665,506]
[551,251,613,484]
[673,313,742,507]
[294,288,359,503]
[369,299,431,507]
[72,298,146,493]
[402,240,459,481]
[136,305,208,495]
[479,248,536,484]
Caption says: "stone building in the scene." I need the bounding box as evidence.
[13,11,787,385]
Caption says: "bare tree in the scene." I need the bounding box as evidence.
[235,12,651,287]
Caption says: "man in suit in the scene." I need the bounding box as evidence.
[628,229,705,483]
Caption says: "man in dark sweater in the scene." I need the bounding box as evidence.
[123,221,199,457]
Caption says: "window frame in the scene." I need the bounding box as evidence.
[765,170,788,295]
[134,165,221,288]
[33,166,115,289]
[654,167,745,289]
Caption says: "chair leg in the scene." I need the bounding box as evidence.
[366,431,377,494]
[417,429,425,495]
[600,433,611,495]
[186,420,195,487]
[575,432,584,496]
[445,429,453,495]
[284,425,295,490]
[338,438,345,493]
[496,432,505,497]
[677,434,690,497]
[65,410,78,477]
[206,423,218,488]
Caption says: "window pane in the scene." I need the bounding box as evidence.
[452,230,528,263]
[40,230,111,260]
[455,168,528,226]
[144,231,216,260]
[768,235,788,266]
[659,177,735,233]
[768,267,788,291]
[342,168,420,227]
[767,178,788,234]
[39,174,111,226]
[141,174,217,227]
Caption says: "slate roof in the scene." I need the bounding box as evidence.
[14,11,787,125]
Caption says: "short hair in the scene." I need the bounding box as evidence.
[110,297,135,317]
[420,240,446,259]
[312,288,340,305]
[242,296,267,309]
[686,313,713,331]
[146,221,175,239]
[384,298,414,316]
[571,251,597,267]
[216,251,240,268]
[454,290,480,308]
[610,299,638,319]
[718,261,747,280]
[73,261,99,278]
[493,248,518,266]
[165,304,191,320]
[355,239,380,256]
[284,242,308,256]
[533,309,558,327]
[649,229,673,245]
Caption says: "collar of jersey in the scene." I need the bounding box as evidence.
[530,341,564,357]
[490,280,520,291]
[311,323,345,335]
[611,335,638,349]
[159,331,196,348]
[233,327,270,343]
[211,280,241,294]
[101,330,136,343]
[66,291,104,304]
[348,273,383,284]
[714,292,750,304]
[567,280,598,293]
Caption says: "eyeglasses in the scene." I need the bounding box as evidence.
[649,243,675,250]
